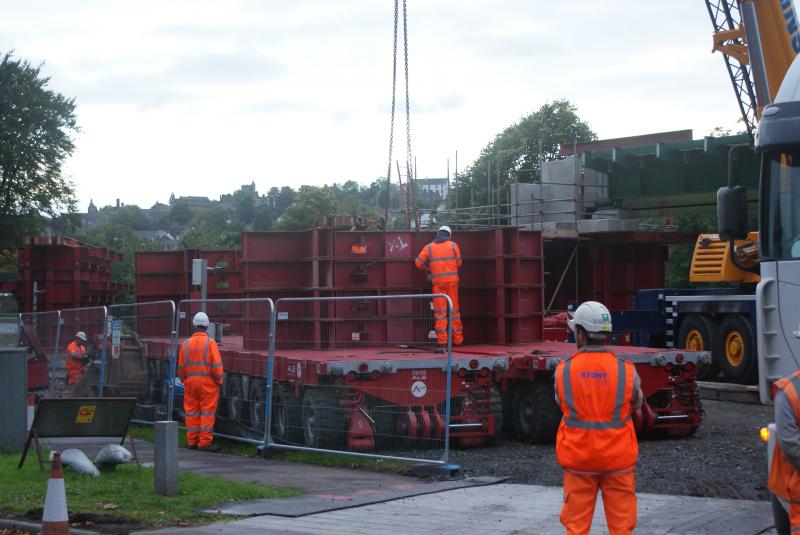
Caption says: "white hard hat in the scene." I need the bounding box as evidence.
[567,301,612,333]
[192,312,210,327]
[439,225,452,235]
[75,331,87,342]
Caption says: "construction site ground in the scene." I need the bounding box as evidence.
[2,397,778,534]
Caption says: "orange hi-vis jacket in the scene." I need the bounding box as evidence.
[66,341,87,384]
[769,372,800,501]
[555,349,638,474]
[177,332,224,385]
[414,240,462,283]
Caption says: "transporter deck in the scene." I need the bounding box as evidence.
[138,335,703,449]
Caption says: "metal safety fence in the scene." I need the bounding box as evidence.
[57,306,109,397]
[107,301,177,422]
[265,294,454,464]
[19,311,62,395]
[172,298,274,445]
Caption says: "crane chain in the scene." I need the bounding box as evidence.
[385,0,399,224]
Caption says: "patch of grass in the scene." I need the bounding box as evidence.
[128,424,260,458]
[268,449,413,475]
[0,453,302,527]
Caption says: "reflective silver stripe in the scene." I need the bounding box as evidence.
[562,359,579,419]
[435,329,447,333]
[186,426,214,432]
[562,356,630,431]
[431,271,459,278]
[789,374,800,398]
[184,371,214,378]
[185,412,200,417]
[416,256,428,267]
[453,328,463,332]
[612,359,626,422]
[210,362,223,368]
[427,244,432,264]
[563,416,631,430]
[433,308,447,313]
[429,256,458,262]
[200,411,216,417]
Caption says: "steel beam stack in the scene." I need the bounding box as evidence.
[17,235,126,312]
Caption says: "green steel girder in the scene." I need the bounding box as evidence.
[581,134,759,215]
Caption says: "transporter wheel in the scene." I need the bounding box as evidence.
[272,385,303,444]
[512,379,561,444]
[677,314,720,380]
[248,379,266,435]
[772,494,790,535]
[146,359,160,403]
[159,360,171,406]
[226,375,247,424]
[482,386,504,446]
[717,314,757,384]
[302,387,346,450]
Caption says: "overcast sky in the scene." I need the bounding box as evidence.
[1,0,741,211]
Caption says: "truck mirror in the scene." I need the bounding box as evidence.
[717,186,748,241]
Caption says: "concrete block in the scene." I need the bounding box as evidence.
[0,348,27,452]
[154,420,179,496]
[577,219,638,234]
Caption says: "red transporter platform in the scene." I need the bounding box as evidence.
[141,336,703,451]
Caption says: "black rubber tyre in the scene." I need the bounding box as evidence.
[159,360,171,405]
[486,386,504,446]
[717,314,758,384]
[302,387,346,449]
[225,375,247,424]
[146,359,160,403]
[272,385,303,444]
[248,380,266,435]
[772,494,790,535]
[511,379,561,443]
[677,314,720,380]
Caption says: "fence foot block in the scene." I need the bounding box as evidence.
[411,463,462,479]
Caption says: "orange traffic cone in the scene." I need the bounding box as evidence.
[42,451,69,535]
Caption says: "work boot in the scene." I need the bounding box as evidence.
[198,443,219,452]
[432,346,446,354]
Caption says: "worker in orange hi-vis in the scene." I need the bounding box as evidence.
[65,331,89,385]
[767,369,800,531]
[177,312,224,452]
[554,301,643,535]
[414,225,463,347]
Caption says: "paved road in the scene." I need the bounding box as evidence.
[137,483,776,535]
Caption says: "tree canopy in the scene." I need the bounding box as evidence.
[450,100,595,208]
[0,51,78,249]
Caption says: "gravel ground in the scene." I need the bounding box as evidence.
[449,399,775,501]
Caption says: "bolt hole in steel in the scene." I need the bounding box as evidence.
[724,331,745,367]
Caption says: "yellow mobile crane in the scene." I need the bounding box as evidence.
[672,1,799,383]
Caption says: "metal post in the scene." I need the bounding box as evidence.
[0,348,27,452]
[167,300,178,419]
[443,294,453,464]
[32,281,38,315]
[200,259,208,313]
[455,150,459,211]
[97,306,109,397]
[264,301,277,449]
[154,420,179,496]
[49,311,62,397]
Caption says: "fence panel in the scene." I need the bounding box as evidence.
[0,313,20,348]
[19,311,62,395]
[57,306,109,397]
[266,294,454,464]
[174,298,273,445]
[107,301,176,421]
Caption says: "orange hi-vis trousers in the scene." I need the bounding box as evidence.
[560,470,636,535]
[432,282,463,346]
[184,377,220,448]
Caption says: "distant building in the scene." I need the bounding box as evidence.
[416,178,448,199]
[133,230,180,251]
[146,202,170,224]
[174,196,212,209]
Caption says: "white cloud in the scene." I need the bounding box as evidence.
[0,0,746,211]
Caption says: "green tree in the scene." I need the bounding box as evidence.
[168,202,193,226]
[110,205,147,230]
[451,100,595,208]
[0,52,78,249]
[231,189,256,226]
[278,186,337,230]
[181,205,238,248]
[253,204,274,231]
